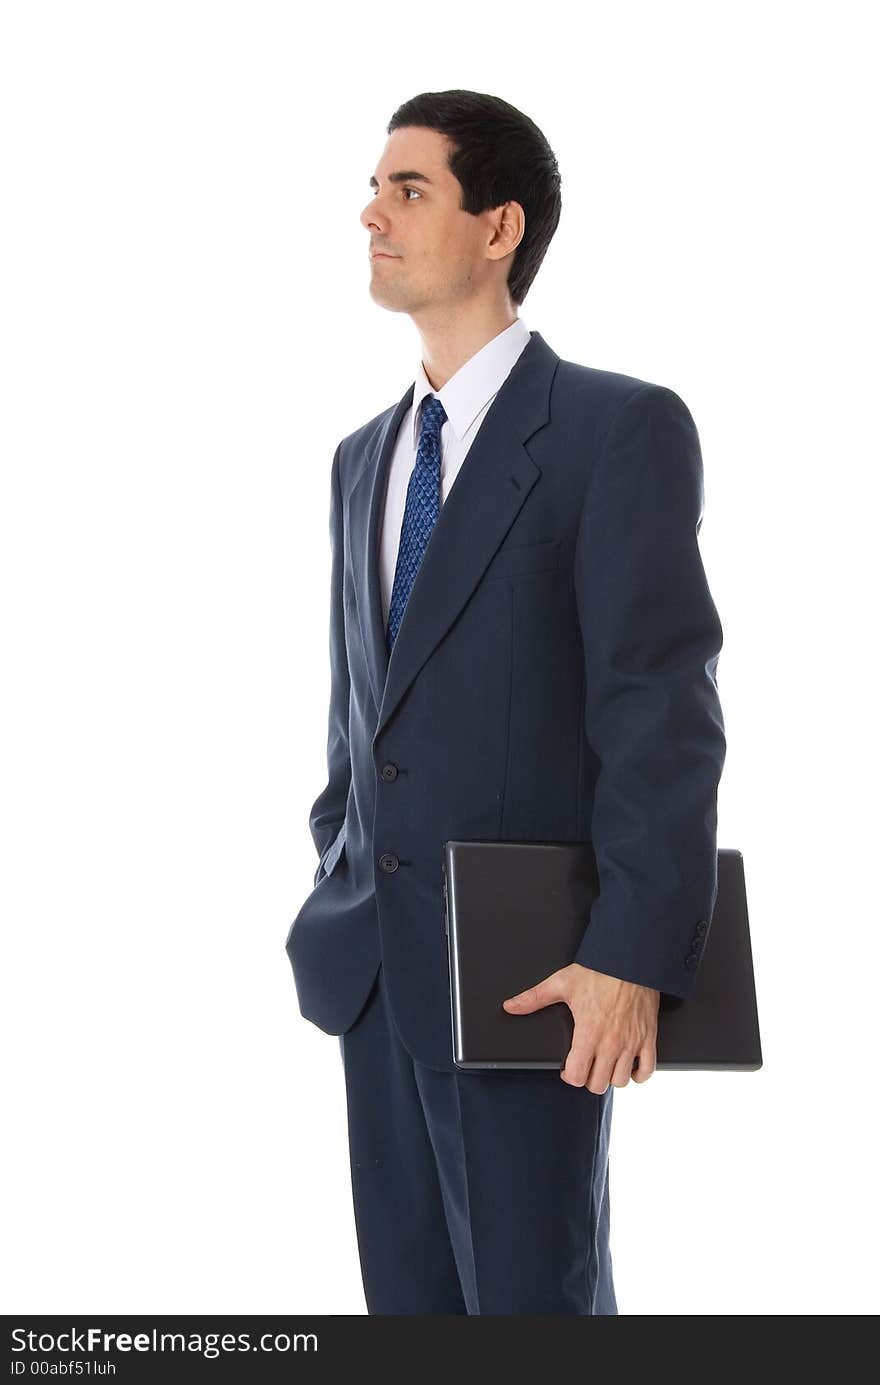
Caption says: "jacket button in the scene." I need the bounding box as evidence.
[696,919,708,935]
[380,763,398,782]
[378,853,399,872]
[685,953,699,970]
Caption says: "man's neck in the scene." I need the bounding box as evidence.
[414,308,519,390]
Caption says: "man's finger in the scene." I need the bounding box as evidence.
[630,1039,657,1084]
[560,1026,595,1087]
[611,1049,638,1088]
[586,1054,614,1096]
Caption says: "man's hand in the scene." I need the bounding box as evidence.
[502,963,660,1092]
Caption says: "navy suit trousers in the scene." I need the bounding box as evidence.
[338,962,617,1315]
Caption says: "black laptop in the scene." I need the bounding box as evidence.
[443,840,762,1072]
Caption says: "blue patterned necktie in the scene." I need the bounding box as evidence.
[386,394,448,653]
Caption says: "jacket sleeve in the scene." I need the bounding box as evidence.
[308,441,352,889]
[572,384,726,998]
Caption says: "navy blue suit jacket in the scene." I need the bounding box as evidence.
[286,330,726,1073]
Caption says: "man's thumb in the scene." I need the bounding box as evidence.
[503,982,549,1013]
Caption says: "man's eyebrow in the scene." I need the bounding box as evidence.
[369,170,434,189]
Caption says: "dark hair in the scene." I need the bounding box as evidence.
[387,90,561,306]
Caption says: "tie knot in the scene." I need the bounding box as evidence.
[419,394,447,440]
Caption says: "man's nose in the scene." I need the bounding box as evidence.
[360,196,390,233]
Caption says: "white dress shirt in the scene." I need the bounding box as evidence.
[378,316,532,629]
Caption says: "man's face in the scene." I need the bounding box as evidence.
[361,126,500,315]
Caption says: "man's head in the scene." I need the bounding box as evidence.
[361,90,561,319]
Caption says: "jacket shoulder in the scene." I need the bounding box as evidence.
[554,356,672,404]
[552,357,696,442]
[330,397,406,494]
[339,400,399,454]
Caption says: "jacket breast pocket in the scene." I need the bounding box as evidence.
[482,538,560,582]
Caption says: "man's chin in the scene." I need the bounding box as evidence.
[368,284,412,313]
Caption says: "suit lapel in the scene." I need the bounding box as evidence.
[349,385,414,719]
[348,329,560,744]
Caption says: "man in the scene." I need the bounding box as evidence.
[286,89,726,1315]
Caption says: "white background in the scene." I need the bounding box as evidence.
[2,0,877,1316]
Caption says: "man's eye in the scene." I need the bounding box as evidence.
[371,187,421,200]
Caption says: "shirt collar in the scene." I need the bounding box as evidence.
[410,317,531,451]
